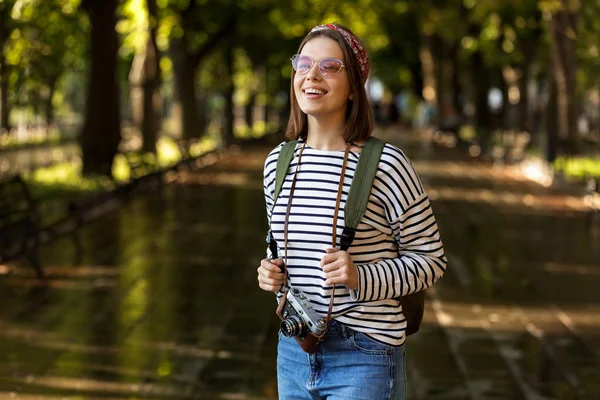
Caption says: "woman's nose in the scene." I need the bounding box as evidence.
[305,62,322,81]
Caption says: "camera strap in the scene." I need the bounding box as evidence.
[279,141,352,341]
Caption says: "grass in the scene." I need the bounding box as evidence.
[453,125,600,182]
[0,130,72,151]
[24,135,219,202]
[15,124,275,208]
[234,121,279,139]
[553,156,600,182]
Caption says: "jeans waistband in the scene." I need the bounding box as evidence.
[326,319,352,334]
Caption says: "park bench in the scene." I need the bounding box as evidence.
[176,139,191,162]
[123,151,160,181]
[0,175,93,278]
[122,151,163,192]
[0,175,44,278]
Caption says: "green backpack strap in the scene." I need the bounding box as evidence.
[267,140,297,259]
[343,137,425,336]
[273,141,298,209]
[341,137,385,250]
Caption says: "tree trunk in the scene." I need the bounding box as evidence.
[44,76,57,129]
[0,61,9,133]
[222,41,235,146]
[245,93,255,129]
[263,97,270,127]
[547,4,580,154]
[80,0,121,177]
[431,35,445,125]
[471,50,491,155]
[518,60,531,132]
[0,3,11,134]
[141,0,161,154]
[410,62,424,101]
[517,16,541,133]
[498,67,508,130]
[449,42,461,115]
[545,72,559,163]
[171,37,200,140]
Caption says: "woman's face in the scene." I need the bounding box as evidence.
[293,37,353,123]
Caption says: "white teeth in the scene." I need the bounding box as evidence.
[304,88,326,95]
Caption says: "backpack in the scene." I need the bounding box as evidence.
[269,136,425,336]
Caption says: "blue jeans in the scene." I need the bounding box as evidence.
[277,320,407,399]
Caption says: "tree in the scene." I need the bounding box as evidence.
[543,0,582,155]
[168,0,236,141]
[222,36,235,146]
[0,0,16,133]
[370,2,424,99]
[141,0,161,154]
[123,0,162,154]
[9,0,86,129]
[79,0,121,177]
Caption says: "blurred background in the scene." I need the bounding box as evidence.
[0,0,599,399]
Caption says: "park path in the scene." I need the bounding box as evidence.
[0,131,598,399]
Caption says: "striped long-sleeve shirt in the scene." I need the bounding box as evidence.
[263,138,447,346]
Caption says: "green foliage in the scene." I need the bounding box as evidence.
[2,0,87,121]
[576,0,600,91]
[554,156,600,180]
[24,134,217,200]
[26,162,114,201]
[118,0,149,57]
[4,0,600,167]
[0,129,63,149]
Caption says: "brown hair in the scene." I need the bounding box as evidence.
[285,24,373,142]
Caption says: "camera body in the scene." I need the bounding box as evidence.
[277,288,327,353]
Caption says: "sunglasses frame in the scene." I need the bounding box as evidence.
[290,54,346,78]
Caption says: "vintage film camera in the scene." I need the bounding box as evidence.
[277,288,327,353]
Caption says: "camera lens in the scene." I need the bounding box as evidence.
[280,316,306,338]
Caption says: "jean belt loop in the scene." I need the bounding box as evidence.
[340,322,349,339]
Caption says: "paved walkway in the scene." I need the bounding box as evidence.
[0,131,598,399]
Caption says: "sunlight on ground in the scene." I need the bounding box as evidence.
[422,298,600,335]
[522,159,554,187]
[0,318,258,362]
[427,185,590,212]
[23,136,219,195]
[0,375,183,398]
[409,159,596,211]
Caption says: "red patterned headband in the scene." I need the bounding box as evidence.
[309,24,369,84]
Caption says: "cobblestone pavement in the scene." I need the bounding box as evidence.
[0,131,598,399]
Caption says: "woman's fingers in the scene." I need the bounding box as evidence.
[258,274,283,287]
[325,271,347,286]
[259,259,285,278]
[257,258,285,292]
[320,251,359,290]
[261,258,284,272]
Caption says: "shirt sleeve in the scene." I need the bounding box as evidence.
[350,147,447,302]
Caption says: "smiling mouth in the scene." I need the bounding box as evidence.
[303,88,328,95]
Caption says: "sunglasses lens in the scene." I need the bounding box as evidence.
[319,58,343,77]
[292,55,313,75]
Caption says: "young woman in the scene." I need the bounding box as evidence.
[258,23,447,399]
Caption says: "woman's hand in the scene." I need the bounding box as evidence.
[321,248,358,290]
[257,258,285,292]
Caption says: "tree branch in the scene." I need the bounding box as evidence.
[80,0,92,14]
[191,14,237,68]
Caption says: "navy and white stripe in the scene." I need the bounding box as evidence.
[263,139,447,346]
